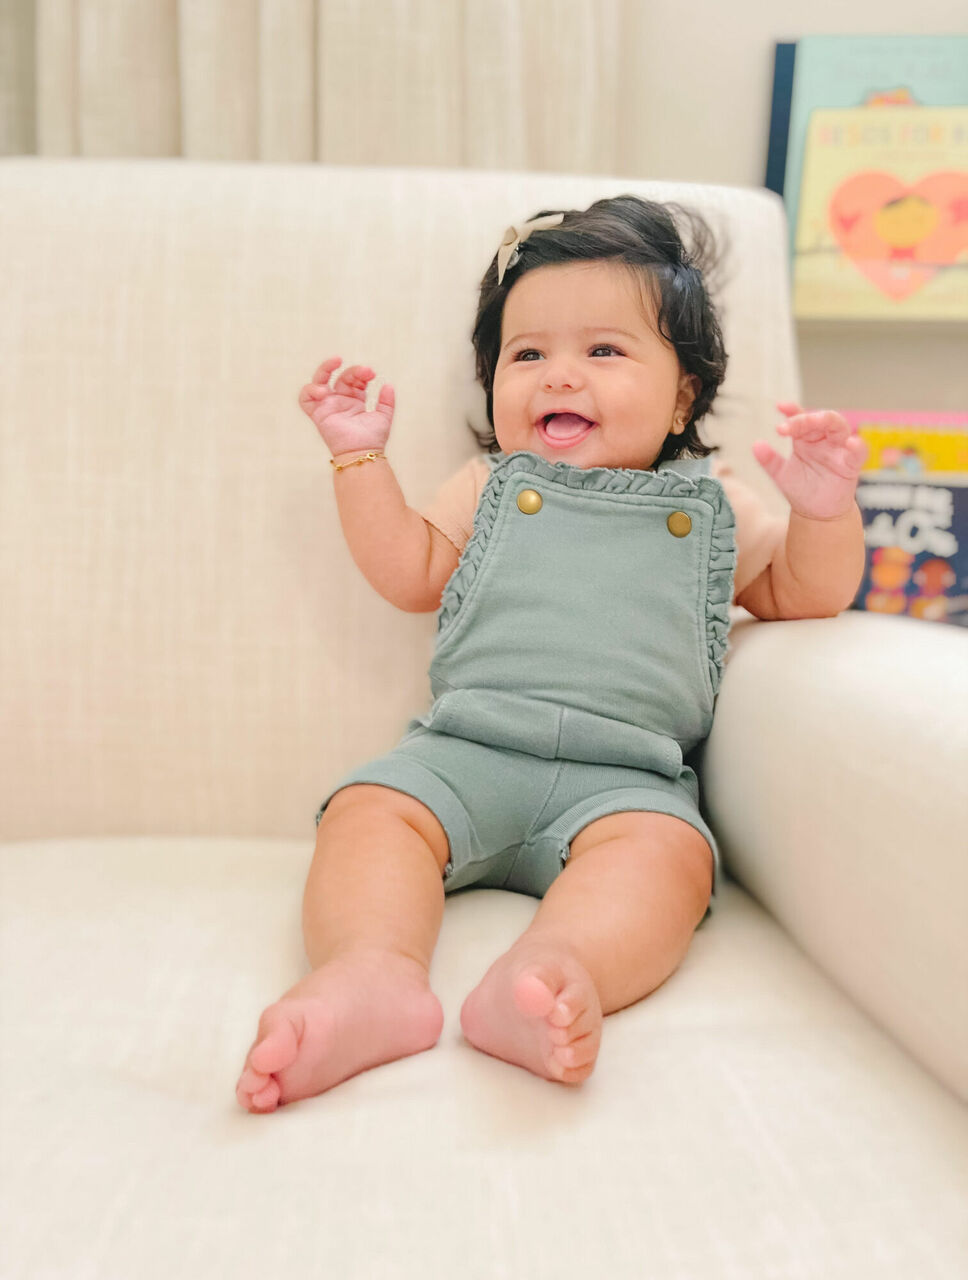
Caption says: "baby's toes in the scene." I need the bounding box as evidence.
[544,981,602,1076]
[236,1005,304,1112]
[237,1072,282,1112]
[249,1077,282,1111]
[548,981,601,1032]
[553,1030,599,1069]
[512,971,557,1018]
[248,1006,303,1076]
[236,1065,278,1112]
[550,1029,601,1081]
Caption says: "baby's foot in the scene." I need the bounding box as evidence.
[236,949,444,1112]
[459,942,603,1084]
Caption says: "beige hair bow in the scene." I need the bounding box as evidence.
[496,212,565,284]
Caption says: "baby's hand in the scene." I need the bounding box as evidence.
[752,402,869,520]
[298,357,395,457]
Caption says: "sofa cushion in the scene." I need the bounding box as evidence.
[2,837,966,1277]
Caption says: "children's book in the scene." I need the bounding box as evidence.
[793,105,968,319]
[765,35,968,318]
[845,411,968,626]
[775,35,968,245]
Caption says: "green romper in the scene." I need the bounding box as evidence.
[317,450,736,910]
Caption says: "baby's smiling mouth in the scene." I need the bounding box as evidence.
[537,412,598,447]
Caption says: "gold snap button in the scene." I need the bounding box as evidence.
[517,488,543,514]
[667,511,692,538]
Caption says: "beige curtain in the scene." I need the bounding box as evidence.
[1,0,653,174]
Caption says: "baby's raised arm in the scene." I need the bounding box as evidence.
[299,359,453,613]
[742,403,868,619]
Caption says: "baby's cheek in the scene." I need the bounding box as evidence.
[492,395,530,438]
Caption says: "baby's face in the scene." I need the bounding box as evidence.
[492,261,696,471]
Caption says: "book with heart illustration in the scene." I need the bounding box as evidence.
[844,411,968,626]
[765,34,968,320]
[792,104,968,319]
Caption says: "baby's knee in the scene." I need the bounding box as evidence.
[318,784,451,875]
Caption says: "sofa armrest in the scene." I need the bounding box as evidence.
[701,610,968,1102]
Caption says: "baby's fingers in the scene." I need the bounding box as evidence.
[311,355,343,385]
[776,400,807,419]
[331,364,376,396]
[375,381,395,418]
[298,381,329,412]
[751,439,784,480]
[846,433,870,469]
[777,409,850,442]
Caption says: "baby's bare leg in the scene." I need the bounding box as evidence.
[236,784,451,1112]
[460,812,713,1084]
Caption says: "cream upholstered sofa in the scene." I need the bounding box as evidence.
[1,158,966,1280]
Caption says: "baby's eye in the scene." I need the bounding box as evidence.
[514,349,542,361]
[590,344,621,357]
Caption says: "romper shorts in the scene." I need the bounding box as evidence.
[315,725,719,902]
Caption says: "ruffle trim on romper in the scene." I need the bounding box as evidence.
[436,450,737,687]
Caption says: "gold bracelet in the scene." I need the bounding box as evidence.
[330,450,386,473]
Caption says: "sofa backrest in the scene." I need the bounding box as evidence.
[0,159,799,839]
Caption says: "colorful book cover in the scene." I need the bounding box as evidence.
[780,35,968,257]
[793,105,968,319]
[845,412,968,626]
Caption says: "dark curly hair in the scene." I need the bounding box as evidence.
[470,195,728,466]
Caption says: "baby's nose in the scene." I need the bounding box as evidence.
[543,358,583,391]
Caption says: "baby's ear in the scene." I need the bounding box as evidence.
[677,373,700,414]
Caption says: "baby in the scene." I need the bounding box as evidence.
[236,195,868,1113]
